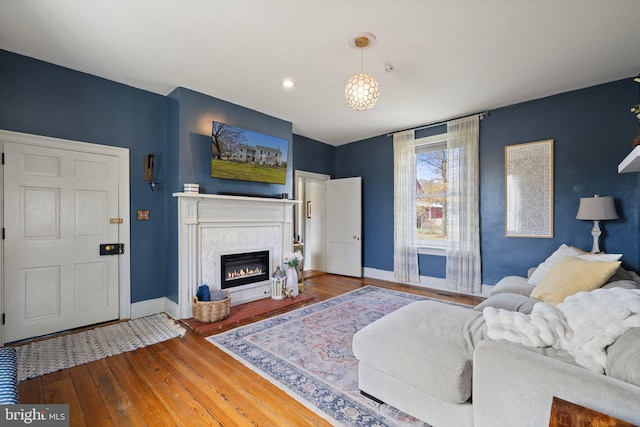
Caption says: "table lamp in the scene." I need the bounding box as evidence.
[575,195,618,253]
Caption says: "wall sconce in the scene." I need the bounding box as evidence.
[144,154,160,191]
[576,195,618,253]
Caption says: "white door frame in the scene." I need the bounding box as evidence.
[294,170,330,271]
[0,130,131,345]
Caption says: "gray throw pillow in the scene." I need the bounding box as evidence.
[606,327,640,387]
[601,280,640,290]
[474,293,539,315]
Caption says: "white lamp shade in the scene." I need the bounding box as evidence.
[345,73,379,111]
[576,195,618,220]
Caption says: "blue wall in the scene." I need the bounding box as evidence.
[480,79,640,283]
[334,79,640,284]
[293,134,335,177]
[164,87,294,302]
[0,50,169,303]
[3,47,639,303]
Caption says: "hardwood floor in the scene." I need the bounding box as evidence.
[17,274,484,426]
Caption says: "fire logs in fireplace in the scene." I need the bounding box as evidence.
[221,250,270,288]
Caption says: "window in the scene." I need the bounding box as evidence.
[415,134,447,252]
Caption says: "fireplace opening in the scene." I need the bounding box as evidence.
[221,250,270,289]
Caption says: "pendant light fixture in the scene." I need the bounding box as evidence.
[345,33,380,111]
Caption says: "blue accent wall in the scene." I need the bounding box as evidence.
[293,134,335,177]
[335,79,640,285]
[480,79,640,283]
[0,49,169,303]
[2,47,639,304]
[335,134,395,270]
[164,87,294,302]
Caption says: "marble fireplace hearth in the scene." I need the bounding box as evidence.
[174,193,299,319]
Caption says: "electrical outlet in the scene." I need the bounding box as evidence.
[137,210,150,221]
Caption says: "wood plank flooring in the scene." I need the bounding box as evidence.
[17,273,484,426]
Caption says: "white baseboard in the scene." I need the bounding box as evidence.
[363,267,492,298]
[129,297,180,319]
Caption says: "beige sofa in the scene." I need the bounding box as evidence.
[352,267,640,427]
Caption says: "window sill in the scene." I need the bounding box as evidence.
[418,246,445,256]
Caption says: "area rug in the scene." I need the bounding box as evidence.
[15,313,186,382]
[207,285,468,426]
[183,293,315,335]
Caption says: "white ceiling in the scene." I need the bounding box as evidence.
[1,0,639,146]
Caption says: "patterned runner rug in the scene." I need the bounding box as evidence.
[15,314,186,381]
[207,286,466,426]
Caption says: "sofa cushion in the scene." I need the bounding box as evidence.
[490,276,534,297]
[527,244,582,286]
[602,279,640,290]
[352,300,486,404]
[530,257,620,304]
[606,327,640,387]
[474,293,539,314]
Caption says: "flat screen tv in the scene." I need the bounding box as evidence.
[211,121,288,185]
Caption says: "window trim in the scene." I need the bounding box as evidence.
[415,133,447,255]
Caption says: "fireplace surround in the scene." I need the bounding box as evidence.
[174,193,299,319]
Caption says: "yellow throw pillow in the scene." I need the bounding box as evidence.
[530,256,621,304]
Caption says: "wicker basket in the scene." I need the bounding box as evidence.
[192,291,230,323]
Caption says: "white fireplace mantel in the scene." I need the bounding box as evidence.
[174,193,300,319]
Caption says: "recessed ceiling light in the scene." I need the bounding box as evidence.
[282,79,295,88]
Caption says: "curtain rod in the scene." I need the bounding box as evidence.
[387,110,489,137]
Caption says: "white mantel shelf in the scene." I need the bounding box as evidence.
[173,193,300,319]
[172,192,301,205]
[618,146,640,173]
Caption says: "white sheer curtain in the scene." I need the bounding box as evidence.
[393,130,420,283]
[446,116,481,293]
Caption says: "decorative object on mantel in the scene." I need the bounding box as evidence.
[183,183,199,193]
[284,251,304,297]
[345,33,380,111]
[271,265,286,300]
[576,195,618,253]
[192,289,230,323]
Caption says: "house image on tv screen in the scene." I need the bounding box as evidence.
[236,144,283,166]
[211,121,288,185]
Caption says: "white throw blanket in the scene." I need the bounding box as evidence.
[483,287,640,373]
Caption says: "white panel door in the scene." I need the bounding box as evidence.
[325,177,362,277]
[304,180,326,271]
[3,141,120,342]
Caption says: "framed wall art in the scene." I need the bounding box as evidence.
[505,139,554,238]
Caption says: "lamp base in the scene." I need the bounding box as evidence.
[590,220,601,253]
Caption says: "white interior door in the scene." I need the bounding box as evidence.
[325,177,362,277]
[304,180,326,271]
[3,141,121,342]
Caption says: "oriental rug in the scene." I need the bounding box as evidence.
[15,314,186,382]
[207,285,466,426]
